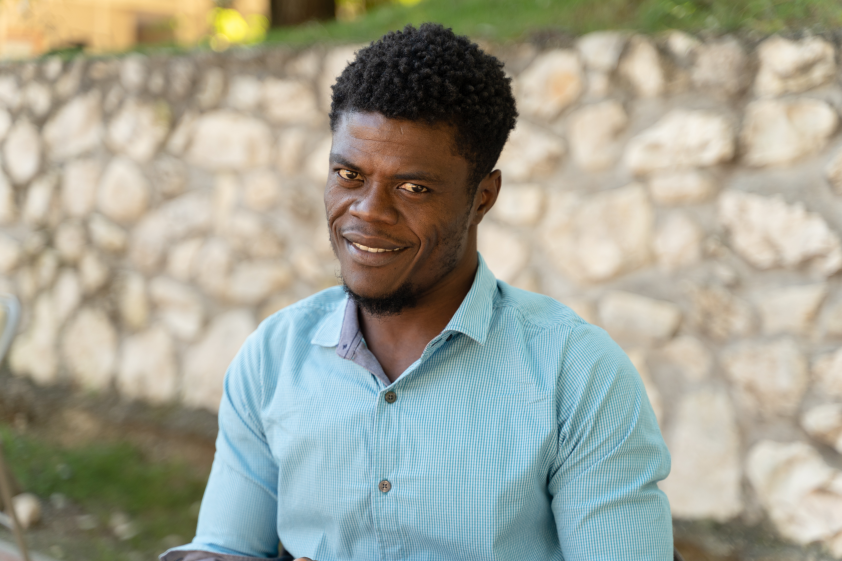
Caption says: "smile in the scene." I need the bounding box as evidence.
[351,242,403,253]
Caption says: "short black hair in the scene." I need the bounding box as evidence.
[329,23,518,192]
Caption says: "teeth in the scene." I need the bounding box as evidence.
[352,242,401,253]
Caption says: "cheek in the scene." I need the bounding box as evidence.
[324,185,349,227]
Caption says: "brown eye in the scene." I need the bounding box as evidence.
[337,169,360,180]
[399,183,428,194]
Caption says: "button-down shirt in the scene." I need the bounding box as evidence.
[163,255,672,561]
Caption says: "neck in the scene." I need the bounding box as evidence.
[356,251,478,382]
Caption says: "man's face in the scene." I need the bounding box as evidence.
[325,111,488,309]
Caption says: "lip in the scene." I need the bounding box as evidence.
[341,233,410,266]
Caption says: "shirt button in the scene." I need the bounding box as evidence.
[384,391,397,404]
[378,480,391,493]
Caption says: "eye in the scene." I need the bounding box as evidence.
[398,182,428,194]
[337,169,360,181]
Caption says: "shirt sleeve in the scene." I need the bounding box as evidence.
[164,328,282,559]
[549,323,673,561]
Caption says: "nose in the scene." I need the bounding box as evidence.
[349,182,399,225]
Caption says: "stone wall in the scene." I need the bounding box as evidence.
[1,32,842,555]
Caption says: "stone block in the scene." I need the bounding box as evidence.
[490,184,544,226]
[194,239,232,298]
[118,273,148,330]
[182,309,256,412]
[79,250,109,294]
[618,36,664,97]
[755,36,836,97]
[276,127,309,174]
[0,170,15,224]
[801,404,842,453]
[477,223,529,283]
[0,109,10,141]
[166,110,197,156]
[107,98,171,163]
[661,388,742,521]
[61,307,117,391]
[61,158,100,217]
[496,121,565,182]
[22,173,57,226]
[166,237,203,282]
[186,111,273,170]
[0,76,21,110]
[824,147,842,195]
[43,91,103,160]
[9,293,59,385]
[0,234,21,273]
[118,326,178,404]
[88,214,127,254]
[226,75,262,110]
[226,260,293,305]
[152,156,188,198]
[168,59,195,100]
[814,349,842,399]
[568,100,627,171]
[654,335,711,382]
[755,283,827,335]
[666,31,701,63]
[624,110,735,174]
[120,55,147,92]
[722,338,807,418]
[747,440,842,554]
[24,81,52,117]
[195,67,225,110]
[823,299,842,338]
[53,268,81,327]
[3,119,41,185]
[516,49,584,119]
[718,191,842,276]
[149,276,204,341]
[541,184,652,284]
[741,99,838,167]
[647,170,716,206]
[653,212,702,271]
[691,37,748,96]
[97,157,150,224]
[263,79,321,124]
[598,291,681,343]
[688,285,754,340]
[576,31,627,72]
[243,169,281,211]
[304,135,333,184]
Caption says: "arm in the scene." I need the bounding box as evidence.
[161,330,283,561]
[550,323,673,561]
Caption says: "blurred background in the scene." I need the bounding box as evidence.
[1,0,842,560]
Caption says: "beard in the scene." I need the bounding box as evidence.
[343,280,418,317]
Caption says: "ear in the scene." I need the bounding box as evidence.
[471,169,502,226]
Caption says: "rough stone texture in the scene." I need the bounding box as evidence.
[263,79,320,124]
[25,82,52,118]
[497,122,565,182]
[648,170,716,206]
[149,276,204,341]
[490,184,544,226]
[754,283,827,335]
[53,268,82,326]
[97,157,150,224]
[0,171,15,224]
[88,214,128,254]
[541,184,652,284]
[722,339,808,418]
[719,191,842,276]
[814,348,842,399]
[107,98,170,163]
[741,99,838,167]
[619,36,664,98]
[118,326,177,404]
[0,233,21,273]
[243,169,281,212]
[61,307,118,390]
[755,36,836,97]
[120,55,147,92]
[692,37,748,96]
[226,260,292,305]
[576,32,626,72]
[182,310,255,411]
[477,223,529,283]
[9,293,59,385]
[3,119,42,185]
[598,291,682,343]
[823,299,842,338]
[226,75,262,111]
[118,272,148,330]
[661,388,743,521]
[747,441,842,555]
[654,335,712,383]
[568,101,627,171]
[624,110,735,174]
[516,50,583,119]
[43,91,102,160]
[12,494,42,530]
[22,173,57,226]
[826,147,842,195]
[801,404,842,453]
[653,212,703,271]
[61,159,100,217]
[79,250,109,294]
[186,111,273,170]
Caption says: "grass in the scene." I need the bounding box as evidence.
[259,0,842,47]
[0,424,208,561]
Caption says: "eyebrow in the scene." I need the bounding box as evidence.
[329,152,444,184]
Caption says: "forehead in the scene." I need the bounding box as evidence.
[331,112,466,175]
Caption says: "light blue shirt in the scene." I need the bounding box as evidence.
[165,255,672,561]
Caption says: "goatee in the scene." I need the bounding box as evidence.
[343,282,418,317]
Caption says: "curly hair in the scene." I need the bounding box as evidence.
[329,23,518,192]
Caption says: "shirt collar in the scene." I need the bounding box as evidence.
[311,253,498,348]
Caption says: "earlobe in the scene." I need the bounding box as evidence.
[472,170,502,225]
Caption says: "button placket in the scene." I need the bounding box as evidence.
[384,391,397,404]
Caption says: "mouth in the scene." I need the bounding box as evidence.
[350,242,404,253]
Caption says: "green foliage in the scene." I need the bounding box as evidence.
[0,425,208,559]
[263,0,842,46]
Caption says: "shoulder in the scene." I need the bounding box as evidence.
[256,286,346,340]
[492,281,589,334]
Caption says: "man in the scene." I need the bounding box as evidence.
[163,23,672,561]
